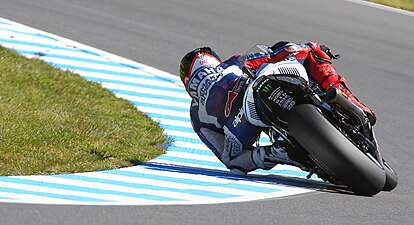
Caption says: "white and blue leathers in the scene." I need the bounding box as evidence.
[187,55,309,172]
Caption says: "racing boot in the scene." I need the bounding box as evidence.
[307,42,377,125]
[227,142,306,175]
[227,150,260,175]
[251,143,307,171]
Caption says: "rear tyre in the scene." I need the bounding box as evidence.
[288,104,386,196]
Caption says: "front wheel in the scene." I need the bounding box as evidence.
[383,161,398,191]
[288,104,386,196]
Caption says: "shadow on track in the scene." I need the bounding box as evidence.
[142,162,355,196]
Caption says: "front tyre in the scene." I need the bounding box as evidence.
[383,161,398,191]
[288,104,386,196]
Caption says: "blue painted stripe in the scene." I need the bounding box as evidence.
[52,63,180,84]
[159,124,194,133]
[0,28,59,42]
[103,169,281,193]
[17,49,161,74]
[0,27,36,35]
[167,137,308,177]
[126,100,188,113]
[82,76,184,93]
[167,145,215,156]
[159,123,268,144]
[163,129,270,153]
[15,49,133,68]
[165,146,309,177]
[0,196,14,200]
[142,162,312,188]
[83,80,187,101]
[104,88,190,103]
[56,174,239,198]
[169,135,203,144]
[0,34,106,57]
[0,177,181,201]
[157,155,224,168]
[0,38,80,52]
[34,33,61,42]
[169,133,268,145]
[255,168,309,177]
[155,155,308,177]
[0,187,114,202]
[146,113,191,123]
[0,37,149,70]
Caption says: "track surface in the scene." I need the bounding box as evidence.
[0,0,413,224]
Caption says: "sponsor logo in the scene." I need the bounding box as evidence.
[187,66,223,100]
[232,108,243,127]
[268,86,295,110]
[226,134,243,157]
[254,78,270,93]
[199,77,212,106]
[197,52,208,65]
[262,83,272,94]
[225,78,246,117]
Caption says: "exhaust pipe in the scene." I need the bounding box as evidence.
[325,88,368,126]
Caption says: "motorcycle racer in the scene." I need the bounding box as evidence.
[179,41,376,174]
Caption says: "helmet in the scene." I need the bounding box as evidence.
[179,47,221,89]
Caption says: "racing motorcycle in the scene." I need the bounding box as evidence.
[242,44,398,196]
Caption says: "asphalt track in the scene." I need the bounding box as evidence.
[0,0,413,224]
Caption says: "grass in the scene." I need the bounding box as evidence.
[0,46,168,176]
[368,0,414,11]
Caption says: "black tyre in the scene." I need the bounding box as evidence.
[383,161,398,191]
[288,104,386,196]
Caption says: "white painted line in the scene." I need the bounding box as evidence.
[0,181,150,203]
[137,106,190,118]
[0,192,79,205]
[18,176,220,202]
[164,151,220,162]
[151,118,193,128]
[102,83,190,100]
[164,130,200,139]
[173,141,211,150]
[115,93,190,109]
[75,71,183,89]
[78,172,268,197]
[344,0,414,17]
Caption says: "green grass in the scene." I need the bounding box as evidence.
[368,0,414,11]
[0,46,168,176]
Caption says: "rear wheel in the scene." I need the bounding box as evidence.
[288,104,386,196]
